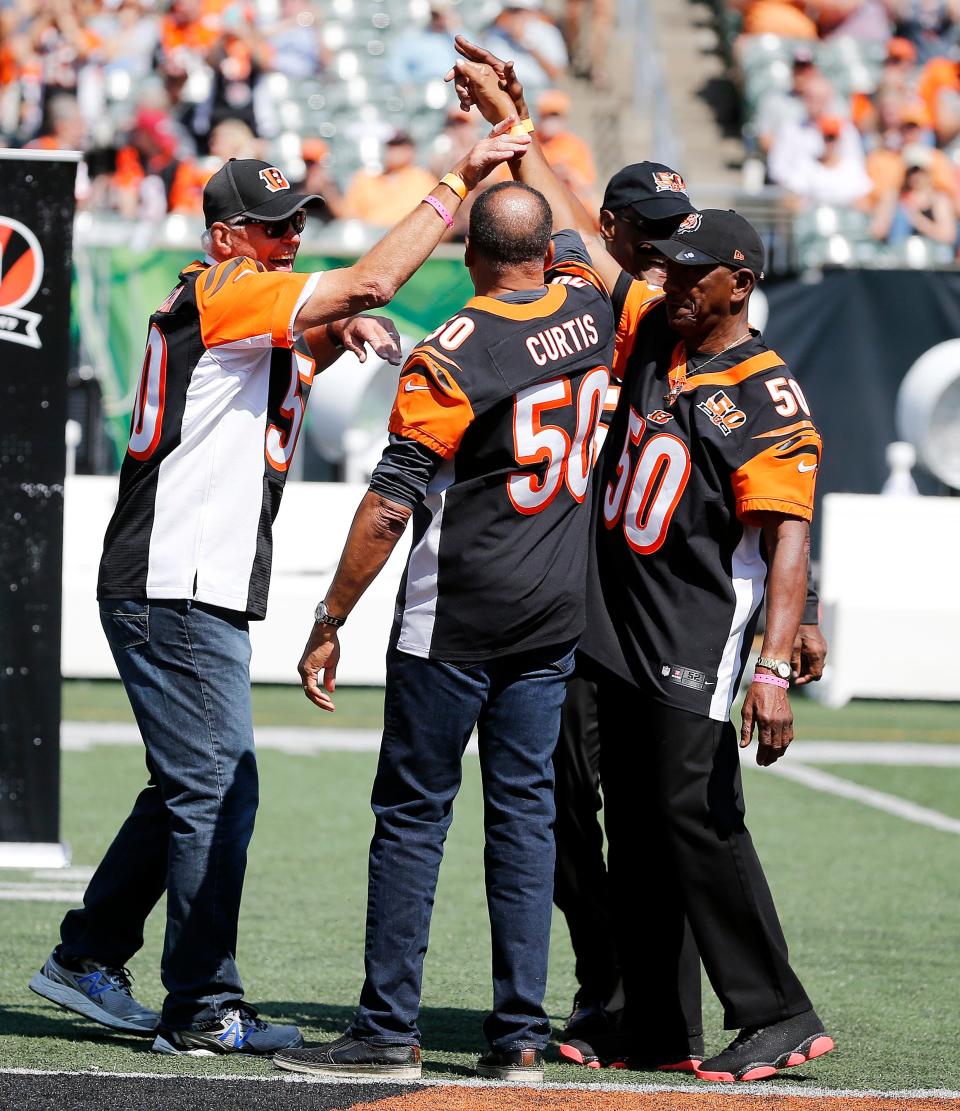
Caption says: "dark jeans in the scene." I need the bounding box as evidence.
[59,599,258,1029]
[596,669,811,1032]
[351,639,577,1052]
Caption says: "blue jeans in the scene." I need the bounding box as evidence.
[351,639,577,1052]
[59,599,258,1029]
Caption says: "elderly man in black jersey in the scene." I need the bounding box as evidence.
[276,181,617,1085]
[450,46,836,1085]
[28,127,527,1058]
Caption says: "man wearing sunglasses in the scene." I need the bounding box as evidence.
[30,127,528,1059]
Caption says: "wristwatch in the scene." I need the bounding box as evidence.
[756,655,791,680]
[314,600,346,628]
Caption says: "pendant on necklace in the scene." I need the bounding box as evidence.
[664,376,685,407]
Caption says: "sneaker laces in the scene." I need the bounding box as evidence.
[724,1024,765,1053]
[233,1003,269,1032]
[87,962,136,996]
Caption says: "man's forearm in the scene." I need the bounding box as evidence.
[295,183,467,328]
[760,515,809,661]
[323,491,412,618]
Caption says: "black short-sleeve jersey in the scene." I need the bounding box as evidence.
[384,232,616,663]
[581,284,822,720]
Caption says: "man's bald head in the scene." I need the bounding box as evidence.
[467,182,552,273]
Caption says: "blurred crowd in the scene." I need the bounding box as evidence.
[729,0,960,253]
[0,0,601,233]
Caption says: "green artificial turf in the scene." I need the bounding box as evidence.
[63,680,386,729]
[64,679,960,741]
[790,695,960,743]
[2,744,958,1090]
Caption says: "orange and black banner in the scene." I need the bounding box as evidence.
[0,150,79,858]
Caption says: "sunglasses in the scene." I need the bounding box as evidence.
[228,210,307,237]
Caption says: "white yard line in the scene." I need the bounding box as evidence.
[0,1067,958,1100]
[0,885,88,902]
[765,762,960,836]
[62,724,960,764]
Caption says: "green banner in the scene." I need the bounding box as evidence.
[73,243,475,467]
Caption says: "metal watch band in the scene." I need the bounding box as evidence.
[756,655,791,680]
[314,601,346,627]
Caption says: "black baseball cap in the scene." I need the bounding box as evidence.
[203,157,322,227]
[601,161,697,220]
[646,209,766,278]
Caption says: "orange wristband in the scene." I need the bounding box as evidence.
[508,117,536,136]
[439,172,468,200]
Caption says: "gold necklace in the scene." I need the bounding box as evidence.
[664,333,752,406]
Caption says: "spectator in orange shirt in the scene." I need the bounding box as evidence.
[342,131,437,227]
[866,101,958,208]
[851,38,919,140]
[536,89,596,196]
[732,0,819,39]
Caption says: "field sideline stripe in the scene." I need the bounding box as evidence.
[61,724,960,764]
[1,1068,958,1100]
[767,763,960,835]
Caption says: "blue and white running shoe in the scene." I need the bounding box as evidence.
[29,948,159,1034]
[152,1005,303,1056]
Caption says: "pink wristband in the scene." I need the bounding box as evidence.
[752,672,789,689]
[422,194,454,228]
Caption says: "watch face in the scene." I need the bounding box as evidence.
[776,661,791,679]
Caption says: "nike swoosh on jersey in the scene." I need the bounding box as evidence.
[797,460,817,472]
[404,381,431,392]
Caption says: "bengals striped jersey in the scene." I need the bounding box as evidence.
[97,256,322,618]
[581,277,822,720]
[369,231,616,663]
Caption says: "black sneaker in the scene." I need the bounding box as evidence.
[273,1034,422,1079]
[695,1009,835,1082]
[558,1036,601,1069]
[152,1004,302,1056]
[599,1032,703,1073]
[476,1045,544,1083]
[557,991,623,1069]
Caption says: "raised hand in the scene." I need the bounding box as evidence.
[445,58,516,126]
[454,116,531,190]
[453,35,528,116]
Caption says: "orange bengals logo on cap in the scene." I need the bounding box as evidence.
[676,212,702,234]
[651,170,687,194]
[259,167,291,192]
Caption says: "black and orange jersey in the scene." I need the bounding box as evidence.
[97,256,322,618]
[374,231,616,663]
[581,289,822,721]
[594,269,666,457]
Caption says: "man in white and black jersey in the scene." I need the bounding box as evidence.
[274,181,616,1085]
[29,127,530,1057]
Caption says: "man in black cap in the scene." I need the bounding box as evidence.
[550,159,705,1070]
[448,46,834,1085]
[29,127,529,1058]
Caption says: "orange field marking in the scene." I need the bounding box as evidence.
[351,1091,959,1111]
